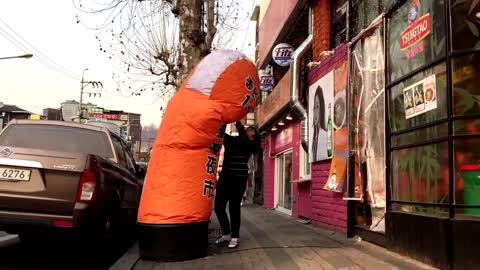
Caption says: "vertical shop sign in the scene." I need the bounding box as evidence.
[403,74,437,119]
[259,69,275,91]
[308,71,334,162]
[324,61,348,192]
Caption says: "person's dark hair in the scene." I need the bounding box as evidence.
[245,126,257,134]
[315,86,326,131]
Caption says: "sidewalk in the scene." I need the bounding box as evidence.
[111,205,436,270]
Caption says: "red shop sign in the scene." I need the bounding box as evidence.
[89,113,121,120]
[400,13,431,50]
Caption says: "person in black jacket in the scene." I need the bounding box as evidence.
[214,121,261,248]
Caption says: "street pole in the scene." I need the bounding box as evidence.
[78,69,103,123]
[79,68,88,123]
[0,53,33,61]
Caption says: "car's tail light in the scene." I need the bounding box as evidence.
[77,169,97,202]
[52,220,74,228]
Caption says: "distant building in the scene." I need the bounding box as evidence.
[60,100,97,122]
[0,102,32,130]
[43,108,62,121]
[58,100,142,160]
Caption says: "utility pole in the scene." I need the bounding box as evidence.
[79,68,103,123]
[79,68,87,123]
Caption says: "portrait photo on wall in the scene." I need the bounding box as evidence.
[308,71,334,162]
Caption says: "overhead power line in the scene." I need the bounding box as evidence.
[0,18,81,80]
[0,28,77,80]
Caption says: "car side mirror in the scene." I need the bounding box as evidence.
[135,165,146,179]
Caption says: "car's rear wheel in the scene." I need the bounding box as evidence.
[102,195,124,238]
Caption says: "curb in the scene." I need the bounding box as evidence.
[109,241,139,270]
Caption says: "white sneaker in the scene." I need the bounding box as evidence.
[228,238,239,248]
[215,234,231,245]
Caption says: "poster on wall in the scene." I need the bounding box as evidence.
[403,74,437,119]
[324,61,348,193]
[308,71,334,162]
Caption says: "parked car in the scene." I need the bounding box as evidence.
[0,120,145,241]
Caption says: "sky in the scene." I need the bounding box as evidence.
[0,0,256,126]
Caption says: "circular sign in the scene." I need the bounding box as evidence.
[259,70,275,91]
[272,43,294,67]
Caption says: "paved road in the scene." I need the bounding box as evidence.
[0,232,136,270]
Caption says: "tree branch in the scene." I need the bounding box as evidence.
[205,0,217,52]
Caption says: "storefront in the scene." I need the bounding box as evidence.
[272,123,295,215]
[341,0,480,268]
[256,2,313,219]
[257,0,349,232]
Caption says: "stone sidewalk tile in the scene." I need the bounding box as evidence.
[112,205,438,270]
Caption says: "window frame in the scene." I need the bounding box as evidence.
[383,0,480,219]
[299,145,311,180]
[123,141,137,174]
[111,135,127,169]
[331,0,348,49]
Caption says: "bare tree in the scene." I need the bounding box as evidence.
[73,0,245,105]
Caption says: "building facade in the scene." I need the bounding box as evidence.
[60,100,142,160]
[42,108,62,121]
[254,0,347,232]
[0,103,31,130]
[87,110,142,160]
[254,0,480,268]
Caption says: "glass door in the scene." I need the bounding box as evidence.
[276,151,293,214]
[283,152,293,210]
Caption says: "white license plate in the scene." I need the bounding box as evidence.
[0,167,31,181]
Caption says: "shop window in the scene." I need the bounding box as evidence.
[387,0,446,83]
[451,0,480,51]
[454,119,480,135]
[391,142,449,208]
[299,145,311,180]
[348,25,386,232]
[331,0,348,48]
[389,64,447,133]
[455,208,480,219]
[452,53,480,116]
[454,138,480,213]
[391,203,449,217]
[391,123,448,148]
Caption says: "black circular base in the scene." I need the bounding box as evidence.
[137,221,209,262]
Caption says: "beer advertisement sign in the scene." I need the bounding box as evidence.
[272,43,294,67]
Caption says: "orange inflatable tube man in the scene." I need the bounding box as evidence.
[137,49,260,261]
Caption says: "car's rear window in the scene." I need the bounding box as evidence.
[0,124,114,158]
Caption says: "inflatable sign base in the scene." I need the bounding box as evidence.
[138,221,208,262]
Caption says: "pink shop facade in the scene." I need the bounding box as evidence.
[258,43,349,233]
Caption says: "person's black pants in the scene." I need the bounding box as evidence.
[214,172,247,238]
